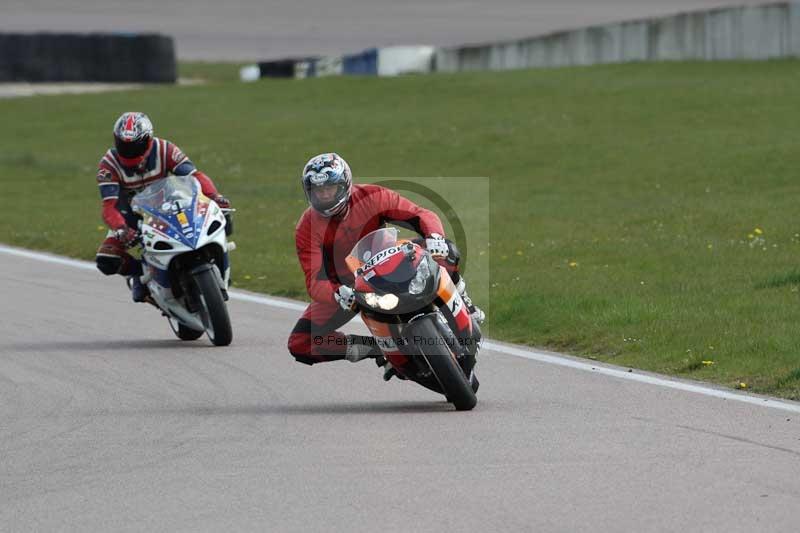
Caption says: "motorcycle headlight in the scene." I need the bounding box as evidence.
[363,292,400,310]
[408,257,432,295]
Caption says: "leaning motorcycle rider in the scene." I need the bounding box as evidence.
[94,111,230,301]
[288,152,485,368]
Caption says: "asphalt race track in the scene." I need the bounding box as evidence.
[3,2,800,530]
[0,0,784,60]
[1,247,800,531]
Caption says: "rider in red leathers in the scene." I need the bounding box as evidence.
[288,152,483,367]
[94,112,230,301]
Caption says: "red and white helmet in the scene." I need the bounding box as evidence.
[113,112,154,167]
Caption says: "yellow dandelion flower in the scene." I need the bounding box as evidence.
[97,225,106,231]
[569,261,578,268]
[747,233,754,239]
[754,228,763,235]
[701,360,714,366]
[737,382,748,389]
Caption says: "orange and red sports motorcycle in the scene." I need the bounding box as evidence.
[346,228,481,410]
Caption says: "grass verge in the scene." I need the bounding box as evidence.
[179,62,247,82]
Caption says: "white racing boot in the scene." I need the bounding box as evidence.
[456,278,485,324]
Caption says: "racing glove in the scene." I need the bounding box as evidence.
[212,194,231,209]
[334,285,356,312]
[211,194,234,235]
[115,226,140,247]
[425,233,449,258]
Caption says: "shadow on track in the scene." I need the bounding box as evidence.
[0,338,206,352]
[192,401,456,415]
[90,401,459,418]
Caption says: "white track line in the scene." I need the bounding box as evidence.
[2,243,800,414]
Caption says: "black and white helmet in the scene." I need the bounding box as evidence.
[301,153,353,217]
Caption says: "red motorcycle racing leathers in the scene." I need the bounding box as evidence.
[289,183,460,365]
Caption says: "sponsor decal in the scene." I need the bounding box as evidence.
[359,246,402,274]
[96,168,114,183]
[451,294,462,314]
[148,217,169,233]
[308,172,328,186]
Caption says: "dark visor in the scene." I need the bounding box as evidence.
[116,137,150,158]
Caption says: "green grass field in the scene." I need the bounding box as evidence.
[179,62,247,83]
[3,60,800,398]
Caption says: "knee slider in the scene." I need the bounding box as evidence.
[96,255,122,275]
[293,355,318,366]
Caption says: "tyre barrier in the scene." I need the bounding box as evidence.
[240,59,301,81]
[0,33,176,83]
[259,59,297,78]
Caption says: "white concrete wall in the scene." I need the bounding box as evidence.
[377,46,436,76]
[435,2,800,72]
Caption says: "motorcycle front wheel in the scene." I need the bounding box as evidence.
[412,317,477,411]
[167,317,204,341]
[193,267,233,346]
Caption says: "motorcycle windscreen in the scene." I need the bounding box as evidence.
[131,176,202,247]
[348,227,400,268]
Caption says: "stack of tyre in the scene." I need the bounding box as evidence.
[0,33,176,83]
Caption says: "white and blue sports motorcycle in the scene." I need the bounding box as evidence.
[131,175,235,346]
